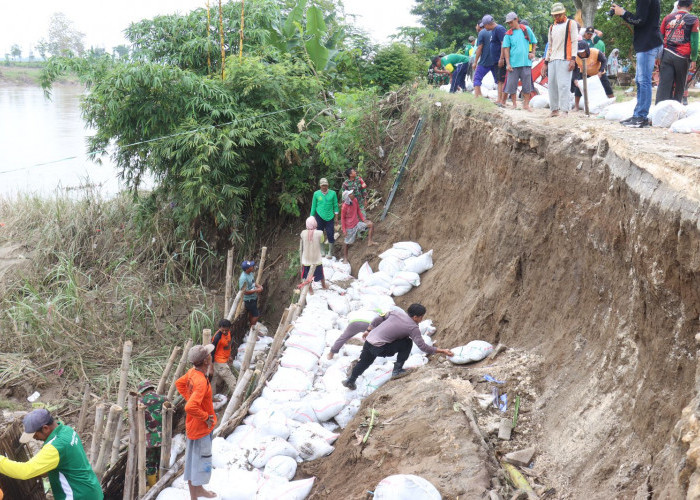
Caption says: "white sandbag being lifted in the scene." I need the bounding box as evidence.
[448,340,494,364]
[374,474,442,500]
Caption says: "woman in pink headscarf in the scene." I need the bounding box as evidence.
[299,216,327,293]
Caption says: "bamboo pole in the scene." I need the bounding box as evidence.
[110,340,133,465]
[206,0,211,75]
[215,368,253,436]
[123,393,138,500]
[137,403,147,497]
[224,248,234,314]
[159,401,174,478]
[218,0,225,79]
[141,456,185,500]
[255,247,268,288]
[157,346,181,395]
[582,59,590,116]
[226,290,243,322]
[239,0,245,61]
[89,403,106,465]
[202,328,212,346]
[76,381,91,434]
[298,264,316,310]
[168,340,193,400]
[95,404,122,479]
[237,328,257,380]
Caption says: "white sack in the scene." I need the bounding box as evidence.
[390,284,413,296]
[379,247,414,260]
[403,354,429,369]
[213,469,260,500]
[211,437,250,471]
[651,99,687,127]
[392,271,421,287]
[410,335,434,355]
[247,409,290,440]
[378,256,405,277]
[280,347,320,374]
[670,114,700,133]
[419,319,436,336]
[257,477,315,500]
[311,394,348,422]
[288,427,335,461]
[363,271,394,289]
[530,94,549,108]
[264,455,298,480]
[156,488,189,500]
[374,474,442,500]
[403,250,434,274]
[603,99,636,121]
[334,399,361,428]
[267,367,313,394]
[448,340,494,364]
[248,435,299,468]
[358,262,373,281]
[686,102,700,117]
[392,241,422,256]
[327,295,351,316]
[286,335,326,358]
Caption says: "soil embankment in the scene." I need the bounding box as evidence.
[300,97,700,498]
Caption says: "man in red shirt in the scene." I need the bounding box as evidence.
[211,319,237,394]
[341,190,377,262]
[175,344,217,500]
[656,0,698,103]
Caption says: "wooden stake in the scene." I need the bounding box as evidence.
[159,401,174,478]
[110,340,132,465]
[157,346,181,395]
[202,328,212,346]
[582,59,590,116]
[168,340,193,400]
[137,402,147,497]
[76,381,91,434]
[215,368,253,436]
[227,290,243,322]
[237,328,257,380]
[90,402,106,465]
[123,393,138,500]
[141,456,185,500]
[95,404,122,479]
[224,248,234,313]
[255,247,268,288]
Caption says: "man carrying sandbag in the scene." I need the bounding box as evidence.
[341,304,454,390]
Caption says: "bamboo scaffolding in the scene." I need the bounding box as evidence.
[237,328,257,379]
[167,340,193,400]
[157,346,181,394]
[89,403,106,465]
[226,290,243,322]
[95,404,122,479]
[123,393,138,500]
[141,456,185,500]
[224,248,234,313]
[137,403,147,497]
[214,368,253,437]
[159,401,174,479]
[76,381,91,434]
[110,341,133,465]
[202,328,212,346]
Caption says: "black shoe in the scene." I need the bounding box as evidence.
[624,116,649,128]
[341,379,356,390]
[620,116,637,125]
[682,96,688,106]
[391,368,409,380]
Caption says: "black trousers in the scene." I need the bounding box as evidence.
[656,50,689,104]
[348,338,413,381]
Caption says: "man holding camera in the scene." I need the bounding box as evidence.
[612,0,664,127]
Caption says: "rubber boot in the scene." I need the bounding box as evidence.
[146,474,158,489]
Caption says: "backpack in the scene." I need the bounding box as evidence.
[506,24,531,42]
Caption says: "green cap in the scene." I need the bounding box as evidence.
[551,2,566,14]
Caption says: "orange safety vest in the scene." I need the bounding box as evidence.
[577,48,602,76]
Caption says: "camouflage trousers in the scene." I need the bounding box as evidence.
[213,362,237,393]
[146,447,161,476]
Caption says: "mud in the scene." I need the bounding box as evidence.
[299,98,700,498]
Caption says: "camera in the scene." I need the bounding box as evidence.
[608,4,616,16]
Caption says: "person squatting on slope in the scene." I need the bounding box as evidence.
[176,344,218,500]
[211,319,237,394]
[341,304,454,390]
[341,190,377,262]
[138,380,169,488]
[341,168,368,217]
[300,216,328,294]
[0,409,103,500]
[327,310,379,359]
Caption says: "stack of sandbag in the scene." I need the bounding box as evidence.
[670,102,700,133]
[650,100,686,128]
[321,257,352,284]
[362,241,434,297]
[600,98,636,121]
[232,330,273,371]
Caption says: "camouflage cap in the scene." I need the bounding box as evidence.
[138,380,156,394]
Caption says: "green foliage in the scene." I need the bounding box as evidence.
[36,12,85,58]
[366,43,424,92]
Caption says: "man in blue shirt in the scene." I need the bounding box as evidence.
[502,12,538,111]
[472,21,494,97]
[483,15,509,106]
[239,260,262,330]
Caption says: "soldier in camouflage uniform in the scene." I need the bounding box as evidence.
[138,380,169,487]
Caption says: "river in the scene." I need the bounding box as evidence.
[0,84,148,197]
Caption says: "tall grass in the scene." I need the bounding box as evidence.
[0,190,223,398]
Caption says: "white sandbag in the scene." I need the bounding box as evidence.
[651,99,687,127]
[286,335,326,358]
[410,335,434,355]
[390,284,413,296]
[448,340,494,364]
[403,250,433,274]
[418,319,436,336]
[379,247,414,260]
[359,294,396,314]
[327,294,351,316]
[264,455,298,480]
[298,421,339,444]
[311,394,348,422]
[249,397,273,414]
[358,261,373,281]
[603,99,636,121]
[289,398,319,423]
[247,409,290,440]
[169,434,186,468]
[357,284,392,296]
[261,386,303,403]
[280,347,320,374]
[211,437,250,471]
[211,469,260,500]
[248,435,299,468]
[257,477,315,500]
[267,367,313,394]
[358,365,393,396]
[324,328,343,347]
[686,102,700,117]
[363,271,394,289]
[393,241,422,256]
[323,266,336,281]
[392,271,421,287]
[288,427,335,461]
[576,75,610,114]
[212,394,228,411]
[530,94,549,108]
[374,474,441,500]
[480,70,496,90]
[403,353,429,369]
[334,399,361,428]
[156,488,189,500]
[226,424,268,451]
[341,344,363,358]
[670,114,700,134]
[330,271,351,282]
[378,256,405,277]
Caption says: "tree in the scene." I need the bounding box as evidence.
[38,12,85,57]
[390,26,432,53]
[366,43,423,92]
[112,45,129,59]
[10,44,21,61]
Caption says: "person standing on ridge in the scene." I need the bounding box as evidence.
[482,15,509,106]
[0,409,103,500]
[300,216,328,294]
[211,319,237,394]
[310,178,339,258]
[239,260,262,331]
[612,0,664,127]
[502,12,538,111]
[175,344,217,500]
[341,168,368,216]
[542,2,579,116]
[655,0,698,104]
[138,380,169,488]
[472,16,495,98]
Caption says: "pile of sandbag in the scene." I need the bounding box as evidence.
[670,102,700,133]
[358,241,434,297]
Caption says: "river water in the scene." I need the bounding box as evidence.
[0,84,142,197]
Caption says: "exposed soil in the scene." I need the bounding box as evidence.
[297,96,700,498]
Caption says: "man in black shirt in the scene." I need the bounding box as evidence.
[612,0,664,127]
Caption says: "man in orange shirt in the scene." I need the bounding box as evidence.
[175,344,217,500]
[211,319,237,394]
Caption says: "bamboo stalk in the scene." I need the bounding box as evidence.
[218,0,225,79]
[159,401,174,478]
[226,290,243,322]
[89,403,106,465]
[215,368,253,436]
[202,328,212,346]
[141,456,185,500]
[157,346,181,394]
[168,340,192,400]
[95,404,122,478]
[110,340,132,465]
[123,393,138,500]
[224,248,234,313]
[298,265,316,310]
[76,381,91,434]
[237,328,257,380]
[254,247,268,288]
[137,402,147,497]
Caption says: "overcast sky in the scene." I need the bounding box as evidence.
[1,0,419,57]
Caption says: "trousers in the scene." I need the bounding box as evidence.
[548,59,573,111]
[348,337,413,382]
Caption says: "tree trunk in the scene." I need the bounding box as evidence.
[574,0,598,27]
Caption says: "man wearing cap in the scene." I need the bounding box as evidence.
[0,409,103,499]
[584,26,606,53]
[138,380,169,487]
[472,15,495,98]
[310,178,339,257]
[211,319,237,394]
[175,344,217,500]
[239,260,262,330]
[502,12,538,111]
[543,2,579,116]
[612,0,663,127]
[571,40,615,111]
[482,15,509,106]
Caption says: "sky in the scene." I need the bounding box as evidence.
[0,0,420,57]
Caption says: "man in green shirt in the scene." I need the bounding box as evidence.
[310,177,339,257]
[239,260,262,330]
[0,409,103,500]
[584,27,606,53]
